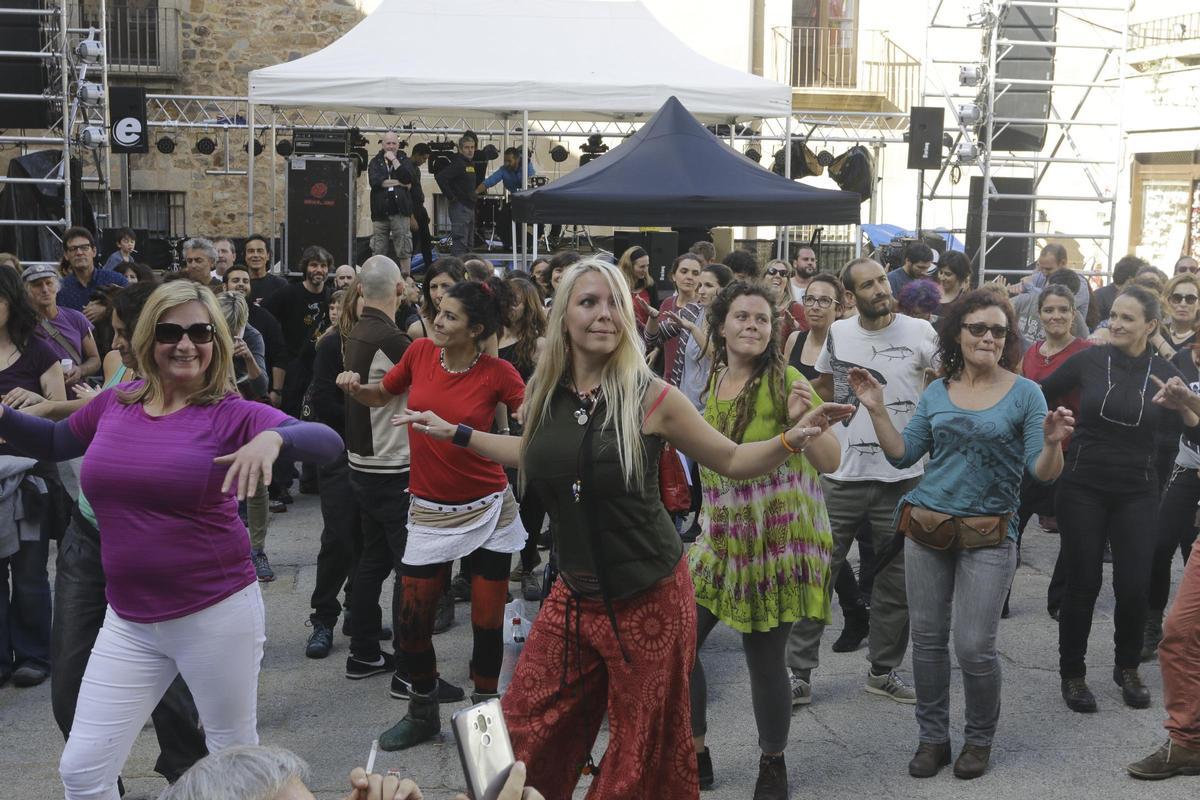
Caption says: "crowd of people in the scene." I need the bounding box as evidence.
[0,226,1198,800]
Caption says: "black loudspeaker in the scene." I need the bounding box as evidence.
[988,2,1057,151]
[0,0,50,129]
[284,156,357,270]
[965,176,1033,273]
[907,107,945,170]
[613,230,679,293]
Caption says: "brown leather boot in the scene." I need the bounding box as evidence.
[908,742,951,778]
[953,743,991,779]
[1127,739,1200,780]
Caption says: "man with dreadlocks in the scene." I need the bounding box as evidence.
[687,282,843,800]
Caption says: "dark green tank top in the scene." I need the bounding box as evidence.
[524,385,682,599]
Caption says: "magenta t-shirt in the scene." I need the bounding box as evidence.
[68,383,291,622]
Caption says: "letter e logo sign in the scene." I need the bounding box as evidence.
[114,117,143,147]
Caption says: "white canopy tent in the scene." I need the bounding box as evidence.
[247,0,792,122]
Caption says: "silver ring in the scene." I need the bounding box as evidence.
[417,423,426,432]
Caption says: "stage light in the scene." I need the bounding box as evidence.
[955,141,980,163]
[80,126,106,147]
[957,104,983,125]
[549,144,569,163]
[243,140,264,157]
[275,139,293,157]
[827,146,874,203]
[155,136,176,154]
[75,39,103,63]
[195,137,216,155]
[578,134,608,166]
[771,139,822,179]
[744,147,761,162]
[959,65,985,86]
[817,150,835,167]
[77,81,104,105]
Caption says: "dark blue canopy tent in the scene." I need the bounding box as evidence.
[510,96,861,227]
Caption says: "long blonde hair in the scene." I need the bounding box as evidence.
[120,281,237,406]
[521,258,653,488]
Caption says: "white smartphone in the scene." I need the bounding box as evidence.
[451,698,516,800]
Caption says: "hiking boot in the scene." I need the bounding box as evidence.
[866,669,917,704]
[345,651,395,680]
[908,742,951,778]
[1127,739,1200,780]
[251,550,275,582]
[433,591,455,634]
[390,672,466,703]
[1140,613,1164,663]
[305,620,333,659]
[521,571,542,602]
[1061,677,1097,713]
[752,753,787,800]
[10,664,48,688]
[450,573,471,602]
[379,689,440,751]
[1114,666,1151,709]
[696,748,714,790]
[789,669,811,707]
[953,743,991,780]
[831,606,869,653]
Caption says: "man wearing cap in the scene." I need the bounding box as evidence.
[56,226,127,316]
[24,263,101,387]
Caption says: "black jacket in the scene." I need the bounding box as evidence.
[368,150,419,220]
[435,153,477,206]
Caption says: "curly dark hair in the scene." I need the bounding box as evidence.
[0,266,40,350]
[420,257,465,322]
[936,289,1022,378]
[443,275,511,343]
[705,282,788,443]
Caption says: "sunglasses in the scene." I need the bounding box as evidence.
[1170,293,1199,305]
[765,267,790,277]
[961,322,1009,340]
[154,322,215,344]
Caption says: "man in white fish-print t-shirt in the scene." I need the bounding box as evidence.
[786,257,940,707]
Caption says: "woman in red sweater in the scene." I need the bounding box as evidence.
[338,276,525,752]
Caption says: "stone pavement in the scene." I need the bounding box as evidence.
[0,493,1194,800]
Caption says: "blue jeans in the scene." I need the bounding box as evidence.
[0,534,51,675]
[906,537,1016,747]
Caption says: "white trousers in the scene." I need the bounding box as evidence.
[59,583,266,800]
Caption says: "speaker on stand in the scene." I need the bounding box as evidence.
[966,176,1034,275]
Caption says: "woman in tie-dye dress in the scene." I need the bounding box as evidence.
[687,282,839,800]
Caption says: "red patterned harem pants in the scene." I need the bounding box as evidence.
[501,558,699,800]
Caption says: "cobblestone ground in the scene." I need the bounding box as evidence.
[0,494,1193,799]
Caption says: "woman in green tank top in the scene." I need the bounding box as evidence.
[395,259,852,800]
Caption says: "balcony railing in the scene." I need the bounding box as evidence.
[772,26,919,112]
[1129,12,1199,50]
[77,4,181,78]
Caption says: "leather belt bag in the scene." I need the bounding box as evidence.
[898,503,1009,551]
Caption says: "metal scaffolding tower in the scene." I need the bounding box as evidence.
[917,0,1128,281]
[0,0,113,263]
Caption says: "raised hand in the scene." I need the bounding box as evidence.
[1152,375,1200,414]
[847,367,885,412]
[1043,406,1076,445]
[787,379,814,423]
[336,370,363,397]
[215,430,283,500]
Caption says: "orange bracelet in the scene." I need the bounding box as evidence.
[780,431,803,454]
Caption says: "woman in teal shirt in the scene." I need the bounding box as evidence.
[850,291,1074,780]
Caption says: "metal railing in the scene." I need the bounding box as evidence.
[1129,12,1200,50]
[78,3,180,77]
[772,26,920,112]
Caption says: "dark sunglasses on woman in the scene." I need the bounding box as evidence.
[1169,292,1199,305]
[961,322,1009,340]
[154,322,215,344]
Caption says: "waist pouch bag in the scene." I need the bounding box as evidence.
[899,503,1007,551]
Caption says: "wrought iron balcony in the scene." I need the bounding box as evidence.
[772,26,920,113]
[1128,12,1200,71]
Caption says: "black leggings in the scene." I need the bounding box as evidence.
[1150,465,1200,613]
[1055,477,1157,678]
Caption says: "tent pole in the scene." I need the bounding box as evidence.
[506,117,517,272]
[521,110,529,271]
[269,114,277,247]
[778,114,792,259]
[855,224,862,257]
[247,103,255,235]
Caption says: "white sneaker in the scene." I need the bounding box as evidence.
[865,669,917,704]
[790,669,812,707]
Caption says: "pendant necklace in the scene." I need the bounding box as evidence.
[571,380,602,426]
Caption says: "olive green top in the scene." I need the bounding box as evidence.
[524,385,682,599]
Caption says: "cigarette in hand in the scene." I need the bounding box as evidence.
[366,738,378,775]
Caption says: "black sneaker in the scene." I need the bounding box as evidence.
[345,651,395,679]
[269,499,287,513]
[251,550,275,582]
[390,671,466,703]
[305,620,333,659]
[697,747,714,790]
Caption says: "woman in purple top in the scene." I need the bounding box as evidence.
[0,281,343,800]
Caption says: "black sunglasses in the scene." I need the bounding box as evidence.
[765,267,790,277]
[1170,292,1199,305]
[961,322,1009,340]
[155,322,215,344]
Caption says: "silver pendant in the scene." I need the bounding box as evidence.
[574,408,588,425]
